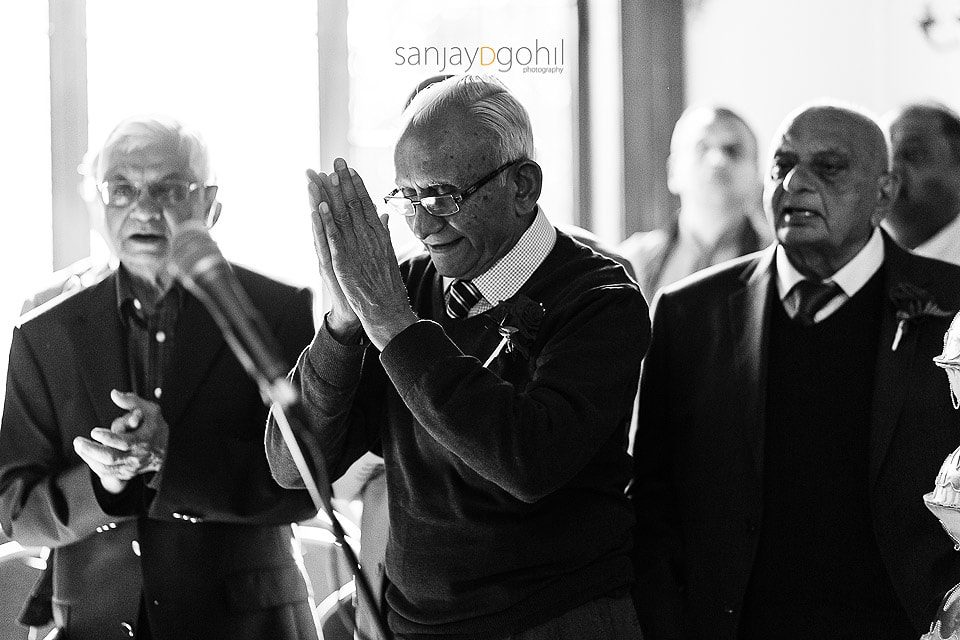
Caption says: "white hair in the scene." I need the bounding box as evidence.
[401,75,535,185]
[92,115,215,185]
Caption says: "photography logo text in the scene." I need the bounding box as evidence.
[394,39,565,75]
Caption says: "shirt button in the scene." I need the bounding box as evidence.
[131,540,141,556]
[154,387,162,399]
[153,599,159,606]
[173,512,182,519]
[155,331,166,343]
[133,299,142,311]
[120,621,134,637]
[723,605,735,615]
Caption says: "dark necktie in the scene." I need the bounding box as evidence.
[446,279,482,319]
[790,279,842,326]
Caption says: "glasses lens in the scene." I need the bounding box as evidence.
[385,197,416,217]
[103,181,138,207]
[150,181,193,206]
[421,195,459,217]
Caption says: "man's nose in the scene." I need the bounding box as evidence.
[410,204,444,239]
[128,193,164,219]
[783,166,814,193]
[703,146,730,168]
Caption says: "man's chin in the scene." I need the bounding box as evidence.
[430,253,477,280]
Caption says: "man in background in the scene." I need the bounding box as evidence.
[620,105,767,299]
[0,116,319,640]
[883,102,960,265]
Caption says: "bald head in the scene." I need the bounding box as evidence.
[777,105,890,177]
[883,102,960,249]
[765,103,897,279]
[667,106,761,220]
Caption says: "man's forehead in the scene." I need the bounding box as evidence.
[394,123,496,186]
[696,119,751,147]
[101,142,194,177]
[775,111,869,157]
[891,109,942,139]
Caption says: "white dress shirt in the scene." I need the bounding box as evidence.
[443,207,557,317]
[775,228,885,324]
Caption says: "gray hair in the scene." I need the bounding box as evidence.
[401,75,535,184]
[92,115,215,185]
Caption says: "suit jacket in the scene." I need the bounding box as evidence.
[631,234,960,640]
[0,265,319,640]
[619,215,766,302]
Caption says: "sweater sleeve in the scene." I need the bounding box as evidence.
[379,283,649,503]
[265,317,381,489]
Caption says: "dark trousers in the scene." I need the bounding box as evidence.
[499,594,642,640]
[396,594,643,640]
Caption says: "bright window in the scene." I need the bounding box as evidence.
[86,1,321,288]
[0,1,52,402]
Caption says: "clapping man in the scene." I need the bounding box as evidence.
[267,75,649,639]
[0,116,319,640]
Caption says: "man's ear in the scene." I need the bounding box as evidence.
[872,171,900,226]
[666,153,680,196]
[203,185,221,228]
[513,160,542,216]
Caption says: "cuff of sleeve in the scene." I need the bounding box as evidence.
[54,464,118,530]
[306,318,367,388]
[91,471,143,516]
[379,320,461,397]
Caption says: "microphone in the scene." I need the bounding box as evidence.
[169,221,296,406]
[170,222,394,639]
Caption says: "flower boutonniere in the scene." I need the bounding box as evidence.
[889,283,954,352]
[482,294,545,368]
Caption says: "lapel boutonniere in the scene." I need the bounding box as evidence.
[889,283,954,352]
[482,294,545,368]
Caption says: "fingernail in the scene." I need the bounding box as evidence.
[334,158,346,170]
[319,202,330,213]
[349,168,357,177]
[331,173,339,186]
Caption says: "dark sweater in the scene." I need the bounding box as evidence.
[267,232,650,638]
[740,270,915,639]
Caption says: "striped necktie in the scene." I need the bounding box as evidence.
[790,279,842,326]
[446,279,482,319]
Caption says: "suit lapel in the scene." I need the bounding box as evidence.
[159,291,226,427]
[69,272,130,429]
[868,239,926,488]
[728,247,776,479]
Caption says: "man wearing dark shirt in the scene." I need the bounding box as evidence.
[0,116,319,640]
[266,75,649,639]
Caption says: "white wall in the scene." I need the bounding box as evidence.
[685,0,960,158]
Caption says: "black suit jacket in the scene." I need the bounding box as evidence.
[631,234,960,639]
[0,265,319,640]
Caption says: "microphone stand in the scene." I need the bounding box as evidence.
[181,280,393,640]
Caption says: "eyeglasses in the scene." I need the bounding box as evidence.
[97,179,203,208]
[383,158,522,218]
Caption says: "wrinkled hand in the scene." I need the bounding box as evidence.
[307,168,361,338]
[73,390,169,494]
[307,157,417,350]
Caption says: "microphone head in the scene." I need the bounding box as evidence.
[169,220,224,281]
